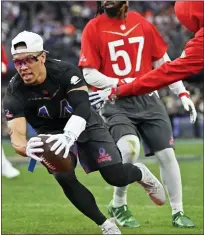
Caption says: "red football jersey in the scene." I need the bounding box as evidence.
[79,12,167,81]
[119,2,204,96]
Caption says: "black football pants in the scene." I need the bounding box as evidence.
[52,153,142,225]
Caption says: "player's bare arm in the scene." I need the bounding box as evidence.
[7,117,27,156]
[68,85,88,93]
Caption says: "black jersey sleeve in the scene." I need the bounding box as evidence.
[60,63,87,93]
[3,82,25,121]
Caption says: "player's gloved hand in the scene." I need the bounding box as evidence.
[91,101,105,112]
[89,87,117,106]
[179,92,197,124]
[117,77,136,86]
[46,132,76,158]
[26,137,44,161]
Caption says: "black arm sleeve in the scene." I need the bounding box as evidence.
[67,90,91,120]
[59,62,91,120]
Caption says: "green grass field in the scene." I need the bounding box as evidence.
[2,140,204,234]
[2,138,203,158]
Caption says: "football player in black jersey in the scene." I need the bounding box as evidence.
[3,31,165,234]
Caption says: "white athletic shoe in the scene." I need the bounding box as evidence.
[135,163,166,205]
[99,218,122,234]
[2,165,20,179]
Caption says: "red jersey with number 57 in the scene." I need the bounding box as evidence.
[79,12,167,80]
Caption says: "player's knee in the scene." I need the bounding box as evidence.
[99,164,128,187]
[53,171,77,187]
[117,135,140,164]
[155,148,176,166]
[103,174,128,187]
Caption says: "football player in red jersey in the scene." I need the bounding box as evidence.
[79,1,196,228]
[95,2,204,98]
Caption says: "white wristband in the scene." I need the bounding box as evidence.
[169,81,187,96]
[64,115,86,139]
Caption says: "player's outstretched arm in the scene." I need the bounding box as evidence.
[118,37,204,96]
[7,117,27,156]
[152,53,186,95]
[119,58,203,96]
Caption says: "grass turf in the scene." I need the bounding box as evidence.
[2,160,203,234]
[2,138,203,158]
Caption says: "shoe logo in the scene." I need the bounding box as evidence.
[103,23,140,37]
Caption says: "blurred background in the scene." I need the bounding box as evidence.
[1,1,204,139]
